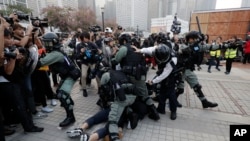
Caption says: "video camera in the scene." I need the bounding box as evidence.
[15,11,29,21]
[89,25,102,33]
[171,13,181,34]
[30,17,49,27]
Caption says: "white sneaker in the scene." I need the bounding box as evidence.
[41,106,54,113]
[80,133,89,141]
[51,99,57,106]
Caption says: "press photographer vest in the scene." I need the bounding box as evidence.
[225,48,237,59]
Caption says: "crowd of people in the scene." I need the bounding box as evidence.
[1,12,250,141]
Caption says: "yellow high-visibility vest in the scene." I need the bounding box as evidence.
[210,50,216,56]
[216,50,221,58]
[225,48,237,59]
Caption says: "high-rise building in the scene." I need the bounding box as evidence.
[147,0,168,30]
[104,0,116,20]
[0,0,28,11]
[242,0,250,7]
[116,0,148,31]
[78,0,95,11]
[165,0,217,21]
[27,0,78,17]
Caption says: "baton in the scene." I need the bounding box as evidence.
[196,16,202,33]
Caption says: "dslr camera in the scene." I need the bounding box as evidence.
[4,46,17,59]
[3,16,14,25]
[30,17,49,27]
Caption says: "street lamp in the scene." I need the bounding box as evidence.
[101,7,105,32]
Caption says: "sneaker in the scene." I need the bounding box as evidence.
[51,99,57,106]
[33,111,48,119]
[80,133,89,141]
[66,128,83,138]
[41,106,53,113]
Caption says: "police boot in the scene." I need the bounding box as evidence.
[152,95,159,102]
[176,88,184,108]
[59,110,76,127]
[193,84,218,108]
[127,112,139,129]
[148,105,160,121]
[202,99,218,108]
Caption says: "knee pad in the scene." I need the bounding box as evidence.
[193,84,202,92]
[57,90,69,100]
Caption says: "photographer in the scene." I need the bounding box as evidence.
[11,23,48,119]
[0,17,6,141]
[207,36,222,73]
[0,18,44,133]
[76,31,99,97]
[224,36,241,74]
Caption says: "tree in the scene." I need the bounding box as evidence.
[42,6,96,32]
[70,7,96,31]
[0,4,32,16]
[42,6,73,32]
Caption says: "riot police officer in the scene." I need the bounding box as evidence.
[111,33,160,121]
[37,32,80,127]
[101,70,136,141]
[176,31,218,108]
[133,43,179,120]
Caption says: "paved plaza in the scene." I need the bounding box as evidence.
[5,62,250,141]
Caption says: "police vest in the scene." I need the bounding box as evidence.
[110,70,133,101]
[225,48,237,59]
[156,59,181,88]
[50,51,81,80]
[120,44,147,79]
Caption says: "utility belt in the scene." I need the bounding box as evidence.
[122,65,147,80]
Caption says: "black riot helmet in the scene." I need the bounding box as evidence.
[42,32,60,51]
[154,43,172,64]
[118,33,131,45]
[131,37,140,48]
[185,31,204,43]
